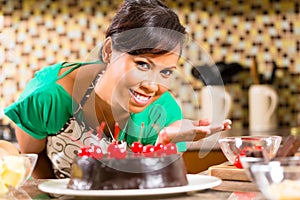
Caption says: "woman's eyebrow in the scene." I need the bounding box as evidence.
[169,66,177,70]
[141,56,176,69]
[142,57,155,66]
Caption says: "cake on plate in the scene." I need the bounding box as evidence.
[67,142,188,190]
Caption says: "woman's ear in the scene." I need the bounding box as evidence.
[102,37,112,63]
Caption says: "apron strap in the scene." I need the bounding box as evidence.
[73,70,103,118]
[57,61,100,79]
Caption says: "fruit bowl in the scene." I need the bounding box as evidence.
[218,136,282,168]
[0,153,38,195]
[248,156,300,200]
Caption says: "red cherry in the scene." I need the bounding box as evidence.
[113,148,127,159]
[254,145,264,150]
[88,145,103,159]
[154,143,165,157]
[154,143,164,151]
[163,143,177,155]
[107,143,118,151]
[107,143,127,159]
[107,143,119,156]
[131,142,143,153]
[234,155,244,169]
[142,145,155,157]
[240,146,251,154]
[78,147,91,157]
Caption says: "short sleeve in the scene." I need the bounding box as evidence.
[4,86,73,139]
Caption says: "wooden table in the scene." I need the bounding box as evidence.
[7,176,267,200]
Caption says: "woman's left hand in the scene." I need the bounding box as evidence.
[156,118,232,144]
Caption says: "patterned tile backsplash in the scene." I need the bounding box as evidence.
[0,0,300,129]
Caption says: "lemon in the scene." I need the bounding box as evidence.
[1,156,26,187]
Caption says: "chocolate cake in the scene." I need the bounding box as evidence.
[67,142,188,190]
[67,154,188,190]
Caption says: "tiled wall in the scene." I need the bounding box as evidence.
[1,0,300,129]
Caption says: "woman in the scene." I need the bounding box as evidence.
[4,0,231,179]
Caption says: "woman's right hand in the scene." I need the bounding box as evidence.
[156,118,232,144]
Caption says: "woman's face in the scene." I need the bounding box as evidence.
[97,44,180,114]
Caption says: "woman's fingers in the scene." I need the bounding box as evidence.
[222,119,232,130]
[194,118,211,126]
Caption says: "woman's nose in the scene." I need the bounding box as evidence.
[140,81,159,92]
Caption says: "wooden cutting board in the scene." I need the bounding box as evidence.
[208,163,250,182]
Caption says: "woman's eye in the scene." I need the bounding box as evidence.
[160,69,174,78]
[136,61,150,71]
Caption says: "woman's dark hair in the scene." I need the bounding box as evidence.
[104,0,186,56]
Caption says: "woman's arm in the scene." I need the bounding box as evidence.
[156,119,232,144]
[15,126,55,179]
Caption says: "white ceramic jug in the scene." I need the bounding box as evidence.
[201,86,232,125]
[249,84,278,133]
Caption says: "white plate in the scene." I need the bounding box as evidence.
[38,174,221,197]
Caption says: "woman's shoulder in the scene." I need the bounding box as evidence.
[19,63,70,100]
[18,60,103,104]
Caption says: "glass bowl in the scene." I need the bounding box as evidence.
[218,135,282,168]
[249,156,300,200]
[0,153,38,195]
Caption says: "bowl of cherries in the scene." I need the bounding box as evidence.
[218,135,282,169]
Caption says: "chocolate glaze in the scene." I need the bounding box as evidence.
[67,154,188,190]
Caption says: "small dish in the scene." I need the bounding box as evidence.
[0,153,38,195]
[218,135,282,168]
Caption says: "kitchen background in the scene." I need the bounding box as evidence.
[1,0,300,139]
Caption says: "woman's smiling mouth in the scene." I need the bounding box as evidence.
[129,89,152,106]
